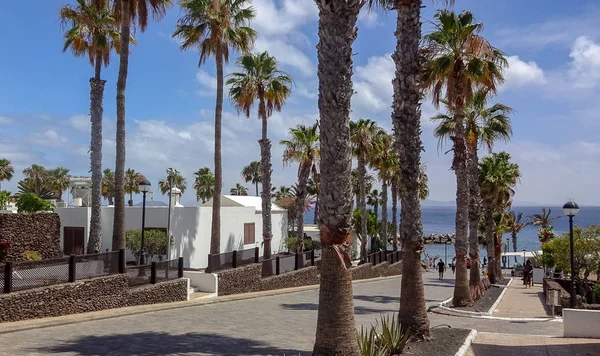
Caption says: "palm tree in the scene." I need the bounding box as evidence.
[350,119,381,262]
[227,51,293,262]
[352,168,374,210]
[22,165,48,195]
[422,9,507,307]
[241,161,262,196]
[102,168,116,205]
[313,0,364,352]
[60,0,123,254]
[506,211,529,262]
[174,0,256,257]
[431,89,513,297]
[418,165,430,201]
[390,164,400,251]
[281,122,319,246]
[46,167,71,201]
[124,168,145,206]
[366,189,381,219]
[307,173,320,225]
[158,169,187,195]
[0,159,14,191]
[370,132,396,247]
[194,167,215,203]
[111,0,171,252]
[273,185,292,200]
[530,207,560,229]
[479,152,520,283]
[230,183,248,196]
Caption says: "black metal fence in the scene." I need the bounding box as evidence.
[2,250,185,294]
[206,247,260,273]
[262,250,317,277]
[367,250,401,266]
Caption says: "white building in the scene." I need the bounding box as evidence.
[54,194,287,269]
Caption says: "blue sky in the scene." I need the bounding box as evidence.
[1,0,600,205]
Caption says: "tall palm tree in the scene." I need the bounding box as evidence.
[431,89,513,297]
[230,183,248,196]
[112,0,171,252]
[22,165,48,195]
[0,159,15,191]
[273,185,292,200]
[352,168,374,210]
[506,211,529,262]
[46,167,71,201]
[124,168,145,206]
[158,169,187,195]
[174,0,256,256]
[366,188,381,219]
[241,161,262,196]
[60,0,123,254]
[370,132,396,246]
[390,164,400,251]
[422,9,507,307]
[530,207,560,229]
[418,166,430,201]
[102,168,116,205]
[227,51,293,261]
[479,152,520,283]
[313,0,364,353]
[194,167,215,203]
[350,118,381,262]
[281,122,320,246]
[307,173,320,225]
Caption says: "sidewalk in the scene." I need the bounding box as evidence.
[468,332,600,356]
[492,278,552,318]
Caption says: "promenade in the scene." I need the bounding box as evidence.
[493,279,552,318]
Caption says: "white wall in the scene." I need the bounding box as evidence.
[564,309,600,338]
[54,207,91,251]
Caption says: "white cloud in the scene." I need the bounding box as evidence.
[568,36,600,89]
[502,55,545,89]
[254,37,314,76]
[358,8,381,28]
[196,70,218,96]
[252,0,317,37]
[39,129,68,143]
[0,116,13,124]
[353,53,394,113]
[69,115,90,132]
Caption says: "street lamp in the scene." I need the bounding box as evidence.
[444,237,452,265]
[138,179,152,265]
[563,200,580,309]
[166,168,174,261]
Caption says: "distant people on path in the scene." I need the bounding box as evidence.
[451,257,456,274]
[523,260,533,288]
[437,259,445,280]
[483,256,487,267]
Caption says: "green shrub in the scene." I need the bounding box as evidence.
[0,190,10,210]
[284,237,313,252]
[356,315,409,356]
[23,250,42,261]
[15,193,54,213]
[594,282,600,298]
[125,229,172,264]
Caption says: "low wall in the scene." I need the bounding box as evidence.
[184,271,218,293]
[0,213,61,261]
[0,275,188,323]
[543,278,585,313]
[564,309,600,338]
[217,260,403,296]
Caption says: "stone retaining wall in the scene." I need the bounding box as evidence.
[0,213,61,261]
[0,275,188,323]
[217,260,403,296]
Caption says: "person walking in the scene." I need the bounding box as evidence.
[451,257,456,275]
[437,259,446,280]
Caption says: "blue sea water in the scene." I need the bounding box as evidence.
[306,205,600,263]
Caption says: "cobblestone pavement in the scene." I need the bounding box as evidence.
[0,272,563,356]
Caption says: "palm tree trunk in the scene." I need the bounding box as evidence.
[495,232,502,281]
[512,231,518,263]
[255,182,259,197]
[313,196,318,225]
[380,180,388,247]
[373,201,378,221]
[467,144,482,297]
[391,180,398,251]
[112,0,130,251]
[358,156,368,261]
[312,0,362,353]
[485,202,496,283]
[392,0,430,339]
[210,48,224,256]
[87,54,104,254]
[295,163,311,251]
[259,97,273,260]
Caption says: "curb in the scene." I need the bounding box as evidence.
[437,279,512,317]
[455,329,477,356]
[0,274,401,335]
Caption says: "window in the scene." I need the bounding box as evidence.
[244,223,255,244]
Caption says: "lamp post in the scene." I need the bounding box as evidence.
[444,237,452,265]
[138,179,152,265]
[563,200,580,309]
[506,238,510,268]
[166,168,173,261]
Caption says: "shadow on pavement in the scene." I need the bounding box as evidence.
[353,295,398,304]
[470,342,600,355]
[280,303,395,315]
[32,332,306,356]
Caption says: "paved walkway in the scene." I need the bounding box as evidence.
[468,332,600,356]
[493,278,552,318]
[0,272,564,355]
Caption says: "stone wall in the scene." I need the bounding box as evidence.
[0,275,188,323]
[217,260,403,296]
[0,213,61,261]
[543,278,584,314]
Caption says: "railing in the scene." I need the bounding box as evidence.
[367,250,401,266]
[206,247,260,273]
[262,250,317,277]
[2,250,184,293]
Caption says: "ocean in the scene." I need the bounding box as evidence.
[306,205,600,264]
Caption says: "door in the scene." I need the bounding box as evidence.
[64,227,85,255]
